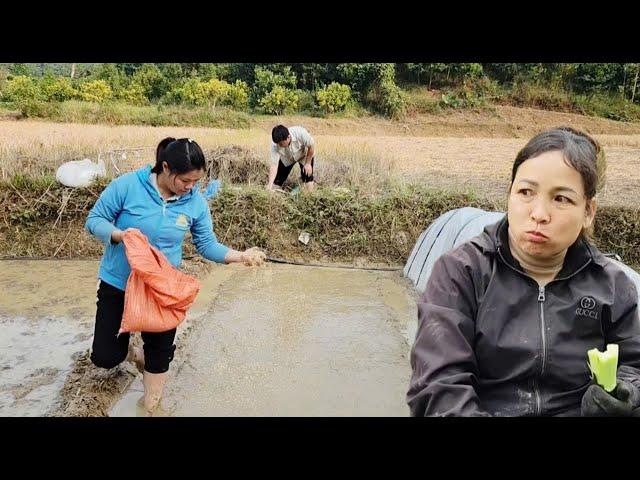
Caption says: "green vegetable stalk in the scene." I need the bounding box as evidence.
[587,344,619,392]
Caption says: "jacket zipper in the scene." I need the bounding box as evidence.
[535,286,546,415]
[497,246,591,416]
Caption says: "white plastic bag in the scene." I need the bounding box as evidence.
[55,158,106,188]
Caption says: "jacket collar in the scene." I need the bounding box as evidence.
[135,165,197,205]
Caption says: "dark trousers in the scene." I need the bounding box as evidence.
[90,281,177,374]
[274,157,315,186]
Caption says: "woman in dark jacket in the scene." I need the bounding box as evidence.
[407,127,640,417]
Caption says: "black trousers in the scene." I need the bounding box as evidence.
[274,157,315,186]
[90,281,177,374]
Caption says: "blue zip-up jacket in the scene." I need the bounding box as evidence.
[85,165,229,291]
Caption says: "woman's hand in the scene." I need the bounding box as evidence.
[111,228,139,244]
[240,247,266,266]
[581,379,640,416]
[111,229,125,244]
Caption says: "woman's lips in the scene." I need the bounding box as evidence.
[525,231,549,243]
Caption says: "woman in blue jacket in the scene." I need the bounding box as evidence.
[86,137,265,414]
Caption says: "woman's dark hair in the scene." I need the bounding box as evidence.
[511,127,606,199]
[151,137,206,174]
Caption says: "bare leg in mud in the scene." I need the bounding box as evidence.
[125,343,172,416]
[126,343,145,374]
[135,372,174,416]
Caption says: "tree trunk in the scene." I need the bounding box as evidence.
[70,63,76,79]
[632,64,639,103]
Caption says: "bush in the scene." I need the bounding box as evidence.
[39,76,76,102]
[258,86,299,114]
[2,75,42,102]
[366,80,406,118]
[404,87,442,114]
[16,98,61,118]
[114,82,149,106]
[78,80,113,103]
[438,78,497,110]
[167,78,206,106]
[251,66,297,107]
[504,83,576,112]
[131,63,167,100]
[440,92,463,109]
[315,82,352,113]
[335,63,394,94]
[573,93,640,122]
[199,79,229,108]
[296,89,317,114]
[0,68,8,93]
[224,80,249,109]
[167,79,221,107]
[94,63,128,91]
[167,78,248,109]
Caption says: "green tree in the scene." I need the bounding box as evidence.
[132,63,167,100]
[2,75,42,101]
[95,63,127,90]
[10,63,31,76]
[259,86,299,114]
[78,79,113,103]
[39,75,76,101]
[315,82,352,113]
[250,66,297,107]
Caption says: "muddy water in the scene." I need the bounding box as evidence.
[0,260,421,417]
[115,264,419,417]
[0,258,240,416]
[0,260,100,416]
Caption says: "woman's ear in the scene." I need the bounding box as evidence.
[584,197,597,229]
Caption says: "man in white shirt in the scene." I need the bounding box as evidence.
[267,125,316,192]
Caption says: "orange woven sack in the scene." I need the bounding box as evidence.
[120,229,201,334]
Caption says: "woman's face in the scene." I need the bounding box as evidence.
[163,163,204,195]
[507,150,596,258]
